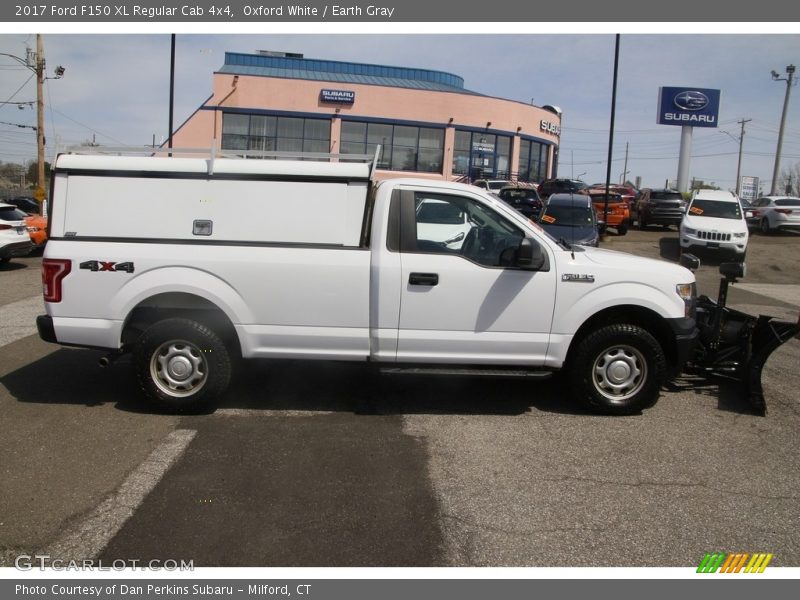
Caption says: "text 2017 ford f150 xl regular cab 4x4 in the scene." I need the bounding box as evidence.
[36,149,798,415]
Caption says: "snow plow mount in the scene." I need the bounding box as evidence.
[680,254,800,415]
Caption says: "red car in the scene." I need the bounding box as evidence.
[587,189,630,235]
[25,214,48,248]
[592,184,637,208]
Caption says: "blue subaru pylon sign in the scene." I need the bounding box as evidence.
[658,87,721,128]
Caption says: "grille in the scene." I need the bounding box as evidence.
[698,231,731,241]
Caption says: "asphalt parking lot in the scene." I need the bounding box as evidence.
[1,228,799,568]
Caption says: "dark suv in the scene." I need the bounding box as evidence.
[538,178,588,199]
[632,189,686,229]
[496,186,543,218]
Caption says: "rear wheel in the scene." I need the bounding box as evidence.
[569,324,666,415]
[134,318,231,413]
[617,224,628,235]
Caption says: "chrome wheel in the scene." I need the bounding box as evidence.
[150,340,207,397]
[592,344,647,401]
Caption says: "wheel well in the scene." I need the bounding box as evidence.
[567,305,678,368]
[122,292,241,357]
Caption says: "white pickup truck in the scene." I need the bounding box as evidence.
[37,150,699,415]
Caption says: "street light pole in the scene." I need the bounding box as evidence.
[770,64,795,195]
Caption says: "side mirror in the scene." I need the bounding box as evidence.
[517,238,545,270]
[679,253,700,272]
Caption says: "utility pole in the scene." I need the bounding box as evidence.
[770,64,795,195]
[35,34,45,200]
[735,118,751,197]
[621,141,628,184]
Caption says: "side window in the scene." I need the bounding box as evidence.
[412,192,524,268]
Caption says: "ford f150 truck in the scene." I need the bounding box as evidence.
[37,149,704,415]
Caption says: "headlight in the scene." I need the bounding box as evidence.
[676,282,697,317]
[682,227,697,235]
[733,232,746,238]
[676,283,695,301]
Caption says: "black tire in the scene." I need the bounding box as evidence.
[134,318,231,413]
[0,257,9,265]
[568,324,666,415]
[617,224,628,235]
[760,218,771,235]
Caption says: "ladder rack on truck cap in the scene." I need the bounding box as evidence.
[55,145,381,181]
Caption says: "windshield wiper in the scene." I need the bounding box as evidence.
[557,237,573,250]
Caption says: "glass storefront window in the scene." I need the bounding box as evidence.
[221,113,330,157]
[451,130,511,180]
[341,121,444,173]
[518,139,548,183]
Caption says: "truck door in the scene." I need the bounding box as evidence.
[396,188,557,365]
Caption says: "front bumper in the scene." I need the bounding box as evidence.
[680,235,746,255]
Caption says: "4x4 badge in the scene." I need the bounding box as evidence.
[79,260,134,273]
[562,273,595,283]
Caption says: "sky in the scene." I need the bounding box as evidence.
[1,33,799,190]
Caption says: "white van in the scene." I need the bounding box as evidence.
[37,149,699,415]
[680,190,749,259]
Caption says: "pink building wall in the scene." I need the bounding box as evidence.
[173,72,561,181]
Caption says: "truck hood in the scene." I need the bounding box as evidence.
[577,245,695,282]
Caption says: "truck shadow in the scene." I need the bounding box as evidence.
[3,347,758,417]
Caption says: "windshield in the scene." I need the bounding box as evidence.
[499,188,539,202]
[0,207,28,221]
[540,204,595,227]
[651,191,683,201]
[687,199,742,219]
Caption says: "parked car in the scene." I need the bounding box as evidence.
[536,193,601,247]
[746,196,800,234]
[538,178,588,199]
[5,196,42,214]
[496,186,543,218]
[0,203,34,264]
[679,190,748,259]
[415,198,472,250]
[591,184,637,207]
[25,214,48,248]
[632,189,686,230]
[472,179,513,192]
[587,189,629,235]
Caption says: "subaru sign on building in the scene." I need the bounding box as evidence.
[657,87,721,128]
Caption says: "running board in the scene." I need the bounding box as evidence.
[379,366,553,378]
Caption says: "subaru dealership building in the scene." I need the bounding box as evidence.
[172,51,562,182]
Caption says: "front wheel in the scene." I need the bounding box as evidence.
[568,324,666,415]
[760,218,772,235]
[134,318,231,413]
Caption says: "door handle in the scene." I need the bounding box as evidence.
[409,272,439,286]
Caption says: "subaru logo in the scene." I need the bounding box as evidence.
[674,91,709,111]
